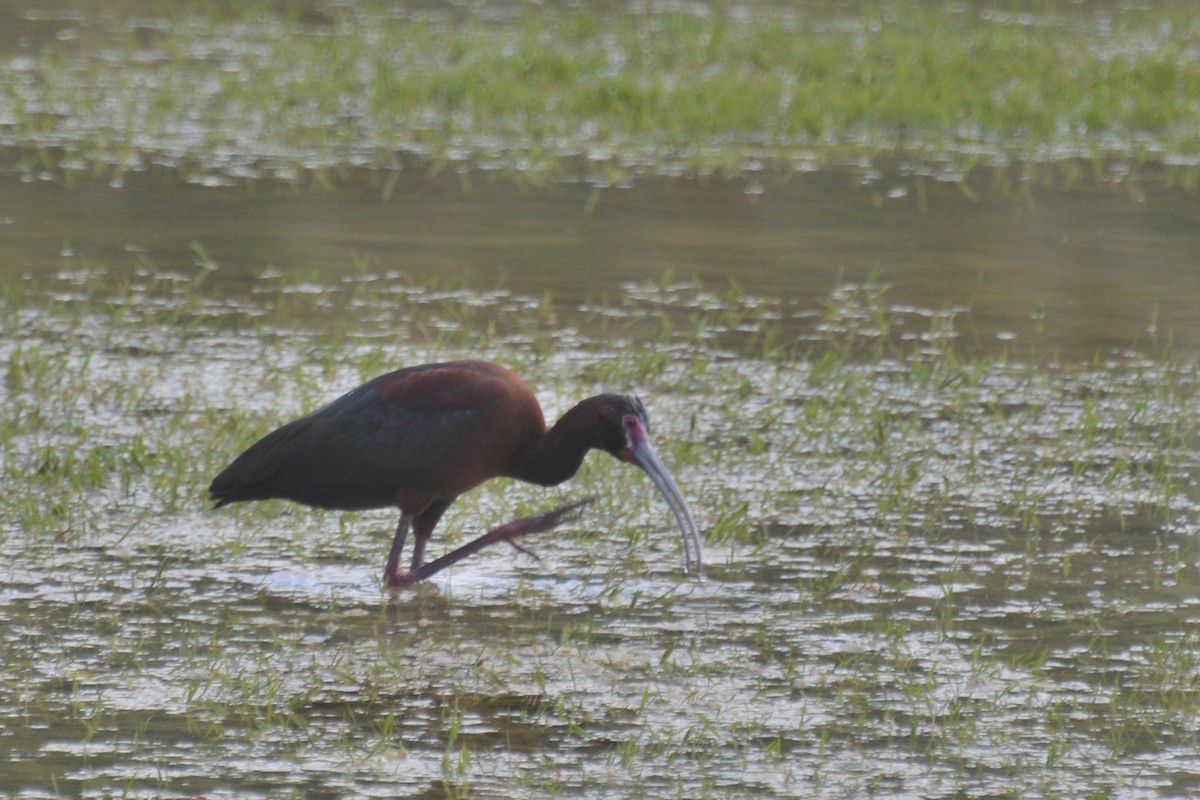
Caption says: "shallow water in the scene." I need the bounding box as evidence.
[2,12,1200,790]
[5,166,1199,360]
[3,172,1200,796]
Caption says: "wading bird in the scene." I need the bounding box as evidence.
[209,360,701,586]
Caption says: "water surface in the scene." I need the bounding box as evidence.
[2,124,1200,800]
[5,167,1198,359]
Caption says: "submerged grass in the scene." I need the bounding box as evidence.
[2,0,1199,189]
[2,264,1199,796]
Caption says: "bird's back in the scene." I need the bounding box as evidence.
[209,360,546,513]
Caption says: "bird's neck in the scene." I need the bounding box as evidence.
[506,399,604,487]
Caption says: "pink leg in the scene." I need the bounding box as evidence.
[386,497,595,587]
[410,531,430,570]
[382,512,413,585]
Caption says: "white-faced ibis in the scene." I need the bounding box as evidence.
[209,360,701,586]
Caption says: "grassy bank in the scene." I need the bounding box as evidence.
[2,0,1198,189]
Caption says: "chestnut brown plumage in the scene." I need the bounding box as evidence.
[209,360,701,586]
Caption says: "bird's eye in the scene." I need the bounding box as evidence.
[622,414,644,442]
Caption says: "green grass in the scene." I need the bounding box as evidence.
[2,1,1199,190]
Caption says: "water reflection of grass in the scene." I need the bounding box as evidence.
[3,1,1198,189]
[2,267,1198,796]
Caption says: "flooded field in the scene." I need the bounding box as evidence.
[2,168,1199,799]
[3,0,1200,798]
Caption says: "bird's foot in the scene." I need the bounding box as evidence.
[384,497,596,588]
[497,495,597,560]
[386,571,418,588]
[505,496,596,536]
[505,539,541,561]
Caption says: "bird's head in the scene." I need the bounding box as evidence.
[587,394,648,460]
[592,394,702,576]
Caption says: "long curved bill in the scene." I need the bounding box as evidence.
[622,419,702,576]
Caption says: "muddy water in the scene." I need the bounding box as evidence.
[2,168,1200,799]
[4,167,1198,359]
